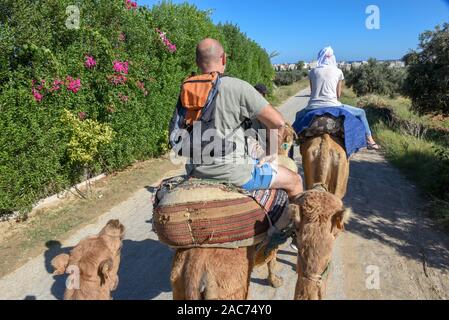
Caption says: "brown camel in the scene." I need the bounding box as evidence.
[170,190,348,300]
[293,190,351,300]
[300,132,349,199]
[51,220,125,300]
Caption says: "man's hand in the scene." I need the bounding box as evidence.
[257,153,278,167]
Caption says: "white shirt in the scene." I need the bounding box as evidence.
[307,66,345,108]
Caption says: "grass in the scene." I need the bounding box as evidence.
[0,156,180,278]
[269,79,309,107]
[344,87,449,229]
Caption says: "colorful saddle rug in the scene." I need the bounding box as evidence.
[152,177,289,249]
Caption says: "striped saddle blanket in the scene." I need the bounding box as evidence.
[152,177,289,249]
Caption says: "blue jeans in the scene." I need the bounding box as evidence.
[339,104,372,137]
[304,104,372,137]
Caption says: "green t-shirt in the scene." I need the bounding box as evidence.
[186,76,269,186]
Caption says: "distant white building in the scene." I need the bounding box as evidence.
[388,61,405,68]
[308,60,317,69]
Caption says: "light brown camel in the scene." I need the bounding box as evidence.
[51,220,125,300]
[300,132,349,199]
[170,189,349,300]
[292,190,351,300]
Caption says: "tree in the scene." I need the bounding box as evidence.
[345,58,405,97]
[296,60,305,70]
[402,23,449,114]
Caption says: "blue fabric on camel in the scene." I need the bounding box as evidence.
[292,107,367,157]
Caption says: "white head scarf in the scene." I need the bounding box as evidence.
[316,46,337,68]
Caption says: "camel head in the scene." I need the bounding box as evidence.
[292,190,351,300]
[51,220,125,300]
[279,123,297,157]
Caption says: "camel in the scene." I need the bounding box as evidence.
[51,220,125,300]
[167,124,298,299]
[299,116,349,199]
[292,190,351,300]
[170,189,349,300]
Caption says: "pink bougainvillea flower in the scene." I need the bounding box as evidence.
[107,106,115,114]
[66,76,81,93]
[113,60,129,74]
[124,0,138,10]
[136,81,149,96]
[118,92,129,103]
[85,55,97,69]
[156,28,177,53]
[32,89,43,102]
[108,74,128,85]
[50,79,64,92]
[78,112,87,121]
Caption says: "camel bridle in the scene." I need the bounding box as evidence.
[297,254,331,288]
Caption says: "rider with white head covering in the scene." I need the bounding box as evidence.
[305,46,380,150]
[316,46,337,68]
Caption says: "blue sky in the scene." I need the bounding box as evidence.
[140,0,449,63]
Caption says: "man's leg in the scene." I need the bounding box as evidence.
[270,166,303,199]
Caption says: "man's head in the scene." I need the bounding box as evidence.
[254,84,268,97]
[196,38,226,74]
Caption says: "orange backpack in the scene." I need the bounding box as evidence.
[180,72,220,126]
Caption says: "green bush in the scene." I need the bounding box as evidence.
[0,0,274,216]
[345,58,406,97]
[402,23,449,115]
[274,70,307,86]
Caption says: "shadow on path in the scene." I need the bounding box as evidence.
[343,157,449,270]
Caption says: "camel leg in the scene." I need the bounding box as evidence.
[328,137,349,199]
[171,250,186,300]
[267,255,283,288]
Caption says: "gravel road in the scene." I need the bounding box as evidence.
[1,88,448,300]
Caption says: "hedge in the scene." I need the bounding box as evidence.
[0,0,275,216]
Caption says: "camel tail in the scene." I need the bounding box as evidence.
[315,134,331,189]
[185,264,218,300]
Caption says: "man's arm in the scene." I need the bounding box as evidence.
[256,105,286,156]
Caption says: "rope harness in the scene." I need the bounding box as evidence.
[298,254,331,288]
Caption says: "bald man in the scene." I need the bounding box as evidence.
[177,38,303,201]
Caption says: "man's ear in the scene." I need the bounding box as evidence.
[222,53,227,67]
[51,254,70,275]
[331,207,352,235]
[98,259,113,286]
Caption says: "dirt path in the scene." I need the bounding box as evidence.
[1,88,449,300]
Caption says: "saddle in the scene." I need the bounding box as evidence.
[152,177,290,249]
[298,115,344,144]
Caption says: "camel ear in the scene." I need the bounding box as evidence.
[331,207,352,234]
[289,204,301,228]
[98,259,113,286]
[51,254,70,275]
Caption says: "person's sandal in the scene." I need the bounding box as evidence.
[367,143,381,151]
